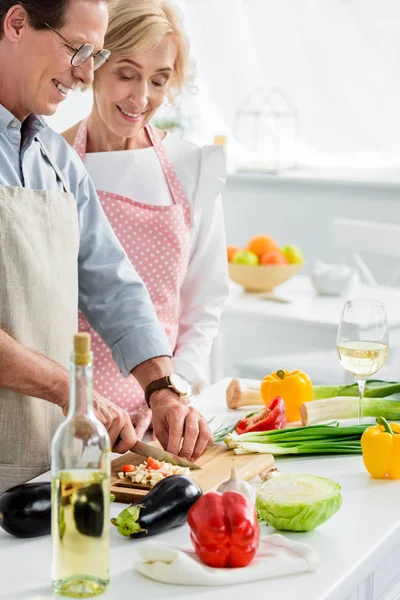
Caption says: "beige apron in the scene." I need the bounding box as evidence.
[0,139,79,492]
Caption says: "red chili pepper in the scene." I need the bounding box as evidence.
[235,396,286,434]
[187,491,260,568]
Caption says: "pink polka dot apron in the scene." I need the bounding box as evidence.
[73,118,191,433]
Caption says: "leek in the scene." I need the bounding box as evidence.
[312,380,400,400]
[224,422,369,456]
[301,396,400,426]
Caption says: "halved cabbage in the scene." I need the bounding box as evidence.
[256,474,343,532]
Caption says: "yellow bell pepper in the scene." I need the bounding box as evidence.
[260,369,313,422]
[361,417,400,479]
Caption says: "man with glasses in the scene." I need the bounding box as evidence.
[0,0,213,493]
[43,21,111,71]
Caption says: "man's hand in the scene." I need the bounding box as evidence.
[150,390,213,462]
[63,391,137,453]
[128,405,152,440]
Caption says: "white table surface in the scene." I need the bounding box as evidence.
[1,378,400,600]
[224,276,400,330]
[210,276,400,382]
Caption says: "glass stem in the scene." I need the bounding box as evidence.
[357,379,366,424]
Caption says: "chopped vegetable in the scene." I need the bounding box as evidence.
[235,396,286,434]
[256,474,343,531]
[146,457,162,470]
[118,460,190,487]
[300,396,400,425]
[188,491,260,568]
[216,467,255,502]
[225,422,369,455]
[312,380,400,400]
[121,465,135,474]
[361,417,400,479]
[261,370,313,422]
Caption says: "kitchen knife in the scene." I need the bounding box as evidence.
[130,440,201,470]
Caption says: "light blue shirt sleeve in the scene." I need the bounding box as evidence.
[0,105,172,376]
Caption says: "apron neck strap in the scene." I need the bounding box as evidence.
[145,123,188,209]
[37,138,71,194]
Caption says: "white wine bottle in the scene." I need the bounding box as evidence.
[51,333,111,597]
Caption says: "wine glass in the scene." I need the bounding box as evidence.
[337,300,389,423]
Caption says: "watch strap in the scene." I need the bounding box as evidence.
[144,376,171,407]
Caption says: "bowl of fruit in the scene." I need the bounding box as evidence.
[227,235,305,293]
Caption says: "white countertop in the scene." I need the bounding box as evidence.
[229,167,400,191]
[1,378,400,600]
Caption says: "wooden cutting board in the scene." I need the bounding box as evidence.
[111,443,274,504]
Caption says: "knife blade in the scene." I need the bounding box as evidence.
[130,440,201,470]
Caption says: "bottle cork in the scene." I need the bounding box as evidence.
[73,332,92,365]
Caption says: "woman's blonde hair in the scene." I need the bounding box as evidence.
[104,0,193,102]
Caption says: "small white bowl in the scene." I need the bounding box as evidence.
[311,262,357,297]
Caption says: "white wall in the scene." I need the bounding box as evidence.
[45,89,93,134]
[223,171,400,281]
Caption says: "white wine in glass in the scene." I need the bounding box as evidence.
[337,301,389,423]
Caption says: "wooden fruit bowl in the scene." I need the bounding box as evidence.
[228,262,305,292]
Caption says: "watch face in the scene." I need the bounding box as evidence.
[169,373,192,396]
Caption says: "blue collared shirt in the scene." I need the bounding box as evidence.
[0,103,171,375]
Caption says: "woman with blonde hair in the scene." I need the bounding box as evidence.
[63,0,228,439]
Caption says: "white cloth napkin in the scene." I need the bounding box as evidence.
[135,534,320,586]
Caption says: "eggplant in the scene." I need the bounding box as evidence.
[0,482,51,538]
[74,482,104,537]
[111,474,202,539]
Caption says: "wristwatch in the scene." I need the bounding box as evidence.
[144,374,193,407]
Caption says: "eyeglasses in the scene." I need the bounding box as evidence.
[44,23,111,71]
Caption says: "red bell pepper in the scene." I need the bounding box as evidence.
[187,491,260,568]
[235,396,286,434]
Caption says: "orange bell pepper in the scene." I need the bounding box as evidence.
[361,417,400,479]
[260,369,313,422]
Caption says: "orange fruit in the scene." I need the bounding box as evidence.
[227,245,241,262]
[260,249,288,265]
[247,235,279,257]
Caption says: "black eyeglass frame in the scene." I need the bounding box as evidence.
[44,22,111,70]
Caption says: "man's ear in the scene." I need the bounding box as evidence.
[3,5,30,43]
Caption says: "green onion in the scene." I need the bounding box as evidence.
[224,421,370,456]
[231,442,362,455]
[212,421,239,443]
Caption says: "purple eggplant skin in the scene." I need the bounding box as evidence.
[111,475,203,539]
[0,482,51,538]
